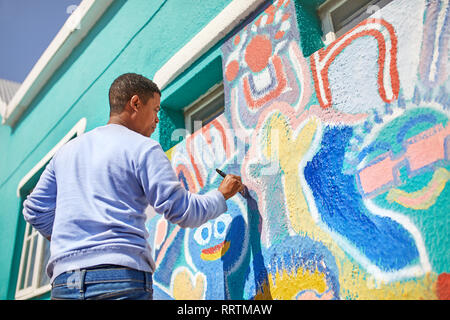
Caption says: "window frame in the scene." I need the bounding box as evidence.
[14,118,86,300]
[183,82,225,134]
[318,0,392,45]
[15,222,51,300]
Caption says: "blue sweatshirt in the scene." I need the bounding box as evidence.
[22,124,227,283]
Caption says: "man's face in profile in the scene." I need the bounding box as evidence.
[137,93,161,137]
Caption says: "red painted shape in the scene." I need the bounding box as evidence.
[275,31,285,39]
[201,240,227,255]
[234,34,240,46]
[185,118,232,188]
[225,60,240,82]
[310,18,399,109]
[243,55,287,109]
[245,35,272,73]
[437,273,450,300]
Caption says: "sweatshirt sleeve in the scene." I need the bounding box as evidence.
[22,159,57,238]
[137,143,227,228]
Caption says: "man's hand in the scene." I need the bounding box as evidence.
[218,174,244,200]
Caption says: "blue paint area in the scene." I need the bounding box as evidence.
[177,170,190,191]
[242,190,272,299]
[268,235,340,298]
[396,113,437,143]
[304,126,420,272]
[153,285,174,300]
[357,140,392,164]
[152,224,186,288]
[187,194,247,299]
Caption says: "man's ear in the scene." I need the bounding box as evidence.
[130,95,140,112]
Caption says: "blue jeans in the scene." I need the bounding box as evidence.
[51,265,153,300]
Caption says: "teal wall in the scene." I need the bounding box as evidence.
[0,0,237,299]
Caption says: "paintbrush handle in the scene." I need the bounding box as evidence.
[215,168,226,178]
[216,168,247,197]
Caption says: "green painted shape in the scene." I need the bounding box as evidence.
[158,108,185,152]
[365,108,448,162]
[369,107,450,274]
[294,0,326,57]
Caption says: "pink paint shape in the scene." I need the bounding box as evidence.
[358,155,402,195]
[394,179,443,208]
[243,55,287,109]
[358,123,449,196]
[155,218,168,250]
[155,225,181,268]
[405,124,449,171]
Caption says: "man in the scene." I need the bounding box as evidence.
[23,73,244,300]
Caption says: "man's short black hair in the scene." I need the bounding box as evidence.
[108,73,161,114]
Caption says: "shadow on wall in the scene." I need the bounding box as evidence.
[221,190,272,299]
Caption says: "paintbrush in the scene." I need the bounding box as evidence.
[215,168,247,197]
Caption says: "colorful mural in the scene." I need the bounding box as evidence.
[146,0,449,300]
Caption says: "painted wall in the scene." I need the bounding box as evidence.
[147,0,449,300]
[0,0,234,299]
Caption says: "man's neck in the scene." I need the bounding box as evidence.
[108,114,129,127]
[107,114,144,136]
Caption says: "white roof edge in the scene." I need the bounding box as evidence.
[0,99,6,120]
[2,0,114,127]
[153,0,267,91]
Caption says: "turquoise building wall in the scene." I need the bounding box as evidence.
[0,0,236,299]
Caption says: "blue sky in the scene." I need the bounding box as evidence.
[0,0,82,83]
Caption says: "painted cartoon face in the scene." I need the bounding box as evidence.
[187,196,247,273]
[193,213,233,261]
[189,199,246,269]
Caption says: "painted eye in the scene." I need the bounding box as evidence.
[214,214,232,239]
[217,221,225,234]
[193,222,212,246]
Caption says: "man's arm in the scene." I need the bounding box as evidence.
[22,159,57,240]
[137,144,243,228]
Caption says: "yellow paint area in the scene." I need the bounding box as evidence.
[386,167,449,210]
[263,113,320,238]
[172,268,206,300]
[254,266,329,300]
[165,145,176,161]
[337,259,438,299]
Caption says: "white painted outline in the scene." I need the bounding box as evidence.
[429,0,449,83]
